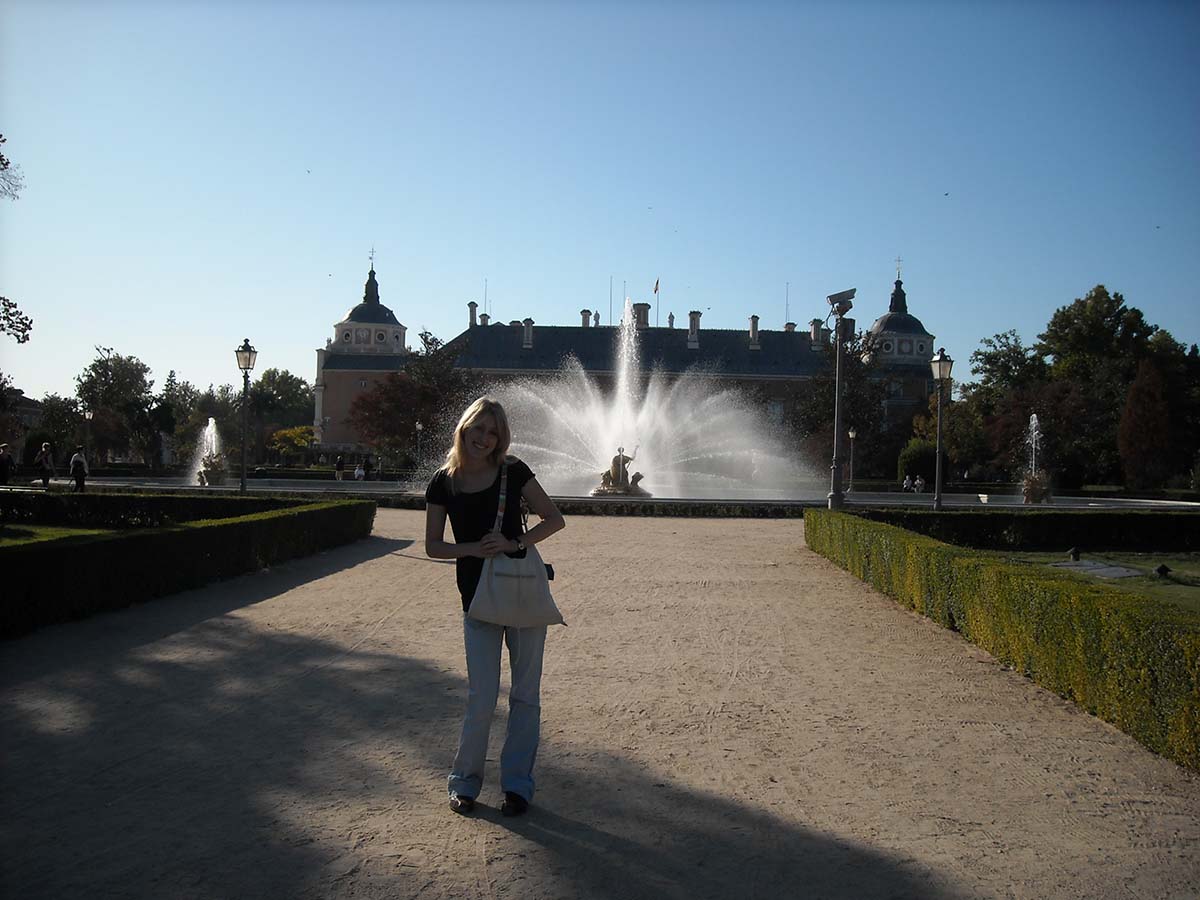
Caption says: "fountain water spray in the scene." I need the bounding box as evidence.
[492,299,809,499]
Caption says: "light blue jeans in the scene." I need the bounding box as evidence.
[448,616,547,803]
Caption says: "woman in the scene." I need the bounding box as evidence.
[425,397,565,817]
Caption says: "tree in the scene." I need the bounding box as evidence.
[912,392,989,478]
[269,425,314,463]
[348,331,478,464]
[74,347,154,461]
[963,330,1046,412]
[1,296,33,345]
[250,368,313,464]
[0,133,24,201]
[1118,361,1172,489]
[1,135,32,344]
[1037,285,1157,383]
[786,330,893,477]
[37,394,82,457]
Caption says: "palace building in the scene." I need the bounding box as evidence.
[312,266,408,451]
[314,265,937,452]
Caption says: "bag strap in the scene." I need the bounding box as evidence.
[490,462,509,533]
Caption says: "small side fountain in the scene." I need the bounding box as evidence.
[190,418,227,487]
[1021,413,1051,504]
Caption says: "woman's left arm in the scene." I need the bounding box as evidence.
[517,477,565,548]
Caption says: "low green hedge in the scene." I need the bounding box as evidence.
[0,491,297,529]
[852,508,1200,552]
[1,499,376,638]
[805,509,1200,769]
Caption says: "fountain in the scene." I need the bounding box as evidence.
[189,418,227,486]
[492,299,810,499]
[1022,413,1051,504]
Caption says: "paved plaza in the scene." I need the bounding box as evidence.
[2,510,1197,899]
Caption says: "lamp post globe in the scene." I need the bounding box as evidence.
[930,347,953,511]
[235,339,258,495]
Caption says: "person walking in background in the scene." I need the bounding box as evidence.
[335,455,345,481]
[363,456,374,481]
[68,445,89,493]
[425,396,566,818]
[0,443,15,486]
[33,442,54,489]
[902,474,913,492]
[353,462,365,481]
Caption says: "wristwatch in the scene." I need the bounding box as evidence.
[515,538,526,552]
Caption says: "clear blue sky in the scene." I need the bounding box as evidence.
[3,0,1198,400]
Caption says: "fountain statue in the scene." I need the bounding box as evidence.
[591,444,651,496]
[491,298,807,499]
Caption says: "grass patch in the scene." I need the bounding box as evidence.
[1007,551,1200,616]
[0,524,116,547]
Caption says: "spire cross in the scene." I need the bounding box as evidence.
[895,255,903,279]
[369,246,376,270]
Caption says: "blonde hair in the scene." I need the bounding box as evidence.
[443,396,512,488]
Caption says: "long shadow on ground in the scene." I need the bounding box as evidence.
[0,535,413,684]
[1,552,962,899]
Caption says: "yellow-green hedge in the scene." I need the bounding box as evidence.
[805,509,1200,769]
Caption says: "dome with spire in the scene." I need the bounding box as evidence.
[869,279,933,338]
[342,268,401,325]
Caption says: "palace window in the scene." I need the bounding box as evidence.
[342,331,351,342]
[376,331,386,342]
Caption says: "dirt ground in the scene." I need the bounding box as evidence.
[2,509,1197,899]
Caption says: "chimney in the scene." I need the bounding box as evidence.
[479,313,490,327]
[668,312,675,329]
[784,322,796,333]
[820,326,832,345]
[580,308,591,327]
[633,302,651,329]
[522,317,534,349]
[688,310,702,349]
[510,320,521,326]
[749,314,760,350]
[468,301,478,328]
[809,318,823,342]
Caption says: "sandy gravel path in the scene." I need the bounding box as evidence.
[2,510,1197,899]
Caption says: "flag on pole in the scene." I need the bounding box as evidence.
[653,278,659,294]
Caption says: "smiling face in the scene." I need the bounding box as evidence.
[462,413,500,464]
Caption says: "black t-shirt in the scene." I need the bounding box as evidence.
[425,458,535,610]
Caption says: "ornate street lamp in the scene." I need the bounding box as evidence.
[84,408,94,460]
[826,288,856,509]
[235,338,258,494]
[847,427,857,493]
[930,347,954,511]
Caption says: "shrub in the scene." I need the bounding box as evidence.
[805,509,1200,769]
[896,438,944,484]
[0,491,296,529]
[850,508,1200,552]
[1,499,376,637]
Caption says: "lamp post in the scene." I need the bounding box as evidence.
[826,288,856,510]
[84,409,94,461]
[930,347,954,511]
[235,338,258,494]
[847,427,856,493]
[414,421,424,468]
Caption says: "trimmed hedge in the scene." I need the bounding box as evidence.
[1,499,376,637]
[805,509,1200,769]
[852,508,1200,552]
[0,491,298,529]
